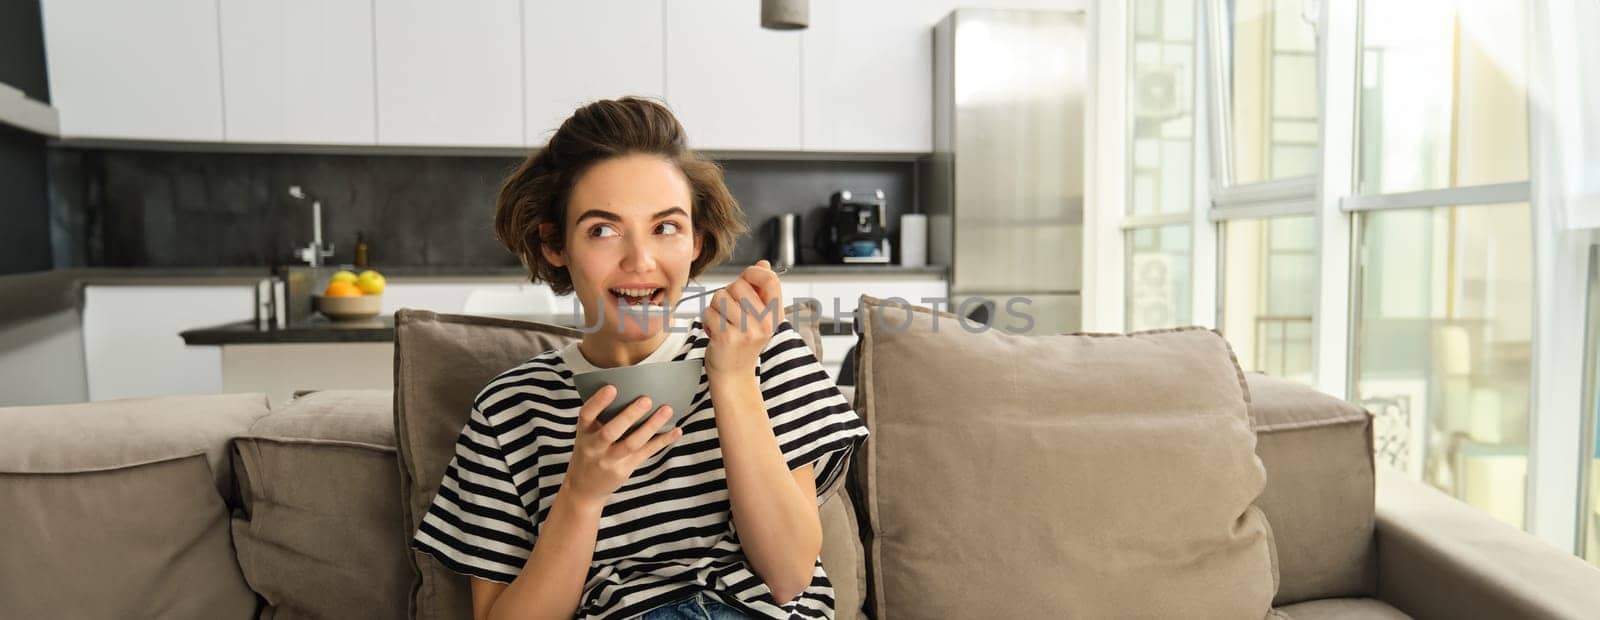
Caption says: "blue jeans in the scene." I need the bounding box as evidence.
[635,591,751,620]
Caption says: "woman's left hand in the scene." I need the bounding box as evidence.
[703,260,785,377]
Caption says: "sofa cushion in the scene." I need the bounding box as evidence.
[0,453,258,617]
[851,296,1276,619]
[1274,597,1410,619]
[231,389,409,620]
[1248,373,1378,606]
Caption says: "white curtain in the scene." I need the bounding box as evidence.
[1525,0,1600,550]
[1530,0,1600,231]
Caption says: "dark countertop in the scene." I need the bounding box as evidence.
[0,267,274,327]
[0,263,945,328]
[181,312,858,345]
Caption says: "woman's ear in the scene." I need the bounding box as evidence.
[538,222,567,267]
[693,230,704,262]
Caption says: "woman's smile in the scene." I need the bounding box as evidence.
[607,281,670,308]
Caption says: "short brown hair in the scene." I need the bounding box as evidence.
[494,97,747,295]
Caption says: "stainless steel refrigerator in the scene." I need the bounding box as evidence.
[925,9,1086,335]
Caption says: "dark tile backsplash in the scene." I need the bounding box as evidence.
[46,148,918,270]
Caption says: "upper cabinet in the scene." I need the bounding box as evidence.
[373,0,522,147]
[41,0,1001,153]
[41,0,225,141]
[802,0,942,152]
[523,1,664,146]
[664,0,802,151]
[219,0,376,144]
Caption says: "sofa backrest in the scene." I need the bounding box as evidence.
[0,393,270,618]
[1246,373,1378,606]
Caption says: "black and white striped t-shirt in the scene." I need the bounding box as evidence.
[412,317,870,619]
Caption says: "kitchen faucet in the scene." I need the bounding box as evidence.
[287,185,334,267]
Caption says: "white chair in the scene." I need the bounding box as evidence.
[460,285,560,317]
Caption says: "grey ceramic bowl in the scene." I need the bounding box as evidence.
[573,358,704,436]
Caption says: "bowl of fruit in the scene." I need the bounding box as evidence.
[315,269,385,321]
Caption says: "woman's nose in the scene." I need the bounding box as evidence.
[621,237,657,273]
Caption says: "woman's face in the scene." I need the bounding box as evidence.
[543,153,702,341]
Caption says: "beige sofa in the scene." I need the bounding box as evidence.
[3,308,1598,619]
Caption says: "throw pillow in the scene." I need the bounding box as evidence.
[231,389,410,619]
[850,295,1277,618]
[394,310,584,620]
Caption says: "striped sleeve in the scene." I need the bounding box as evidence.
[411,404,537,584]
[758,320,870,505]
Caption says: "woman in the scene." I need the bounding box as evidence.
[412,97,869,620]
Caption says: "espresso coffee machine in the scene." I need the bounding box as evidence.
[814,189,891,264]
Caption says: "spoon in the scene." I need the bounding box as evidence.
[633,265,791,312]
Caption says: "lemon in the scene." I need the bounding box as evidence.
[330,270,357,284]
[356,270,386,295]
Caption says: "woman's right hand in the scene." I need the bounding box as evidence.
[560,385,684,509]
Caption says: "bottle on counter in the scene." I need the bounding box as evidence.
[354,231,370,268]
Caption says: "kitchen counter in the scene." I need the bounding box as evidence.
[181,312,858,345]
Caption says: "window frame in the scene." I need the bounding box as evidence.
[1203,0,1323,202]
[1579,245,1600,563]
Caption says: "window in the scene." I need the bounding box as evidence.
[1131,0,1197,217]
[1212,0,1321,187]
[1343,0,1533,530]
[1357,0,1528,194]
[1220,216,1316,382]
[1124,0,1199,330]
[1353,204,1533,527]
[1203,0,1323,379]
[1171,0,1598,550]
[1127,225,1194,331]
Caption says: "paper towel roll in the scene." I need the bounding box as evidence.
[899,213,927,267]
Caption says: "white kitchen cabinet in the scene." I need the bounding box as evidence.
[379,280,572,316]
[219,0,376,144]
[664,0,802,151]
[41,0,225,141]
[801,0,1088,153]
[802,0,943,152]
[374,0,522,147]
[806,277,948,319]
[222,343,393,408]
[83,285,256,402]
[523,0,664,145]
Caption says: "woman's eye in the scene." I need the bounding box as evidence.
[657,221,682,235]
[589,224,618,238]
